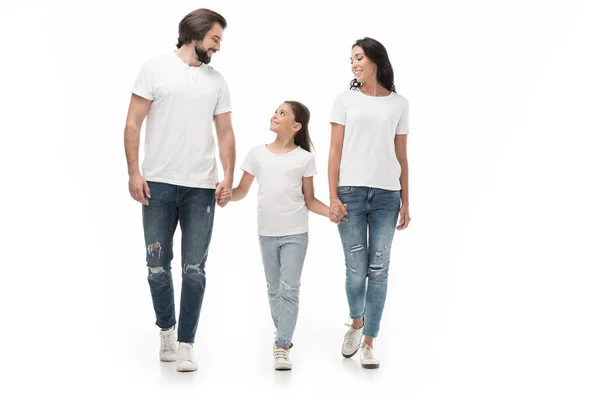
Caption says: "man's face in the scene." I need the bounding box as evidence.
[194,23,223,64]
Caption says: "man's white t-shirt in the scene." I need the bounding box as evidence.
[241,145,317,237]
[132,51,232,189]
[330,90,410,191]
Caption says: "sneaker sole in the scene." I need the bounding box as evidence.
[177,366,198,372]
[361,363,380,369]
[275,366,292,371]
[342,347,360,358]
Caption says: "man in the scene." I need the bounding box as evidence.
[123,8,234,372]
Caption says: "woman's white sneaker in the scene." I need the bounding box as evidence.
[341,323,364,358]
[159,326,177,362]
[360,343,380,369]
[176,343,198,372]
[274,347,292,371]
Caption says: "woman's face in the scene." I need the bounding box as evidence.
[350,45,377,83]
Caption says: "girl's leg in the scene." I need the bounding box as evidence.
[273,233,308,349]
[259,235,282,330]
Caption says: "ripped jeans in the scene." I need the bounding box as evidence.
[142,181,215,344]
[259,233,308,349]
[337,186,401,338]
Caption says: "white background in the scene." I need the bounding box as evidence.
[2,0,599,398]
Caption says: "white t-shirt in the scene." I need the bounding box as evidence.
[241,145,317,237]
[330,90,410,191]
[132,52,232,188]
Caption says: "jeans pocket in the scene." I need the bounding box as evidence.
[337,185,353,195]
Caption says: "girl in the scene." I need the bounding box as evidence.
[328,37,412,369]
[230,100,346,371]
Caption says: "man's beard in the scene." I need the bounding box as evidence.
[195,44,214,64]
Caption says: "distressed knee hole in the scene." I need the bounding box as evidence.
[369,264,384,276]
[350,245,363,253]
[183,263,203,274]
[149,266,165,274]
[146,242,163,258]
[206,205,211,214]
[350,267,358,274]
[375,251,382,257]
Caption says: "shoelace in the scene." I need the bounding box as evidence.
[274,349,290,361]
[161,332,176,351]
[179,345,193,361]
[343,323,362,346]
[361,344,374,359]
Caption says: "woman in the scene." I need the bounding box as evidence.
[328,37,412,369]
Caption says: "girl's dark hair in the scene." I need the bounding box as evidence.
[285,101,314,153]
[176,8,227,48]
[349,37,396,93]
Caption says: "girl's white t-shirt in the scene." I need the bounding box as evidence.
[330,90,410,191]
[241,145,317,237]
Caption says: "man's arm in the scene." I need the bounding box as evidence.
[214,112,236,207]
[124,94,152,205]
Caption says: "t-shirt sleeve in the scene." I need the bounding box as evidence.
[303,154,317,177]
[395,101,410,135]
[329,92,347,125]
[241,148,258,176]
[132,61,154,101]
[214,76,232,116]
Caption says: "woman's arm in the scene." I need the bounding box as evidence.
[328,123,345,202]
[394,134,411,229]
[231,171,255,201]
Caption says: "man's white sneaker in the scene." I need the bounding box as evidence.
[159,326,177,362]
[176,343,198,372]
[341,323,364,358]
[360,343,380,369]
[274,347,292,371]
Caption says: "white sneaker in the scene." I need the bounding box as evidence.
[341,322,364,358]
[274,347,292,371]
[176,343,198,372]
[159,326,177,362]
[360,343,380,369]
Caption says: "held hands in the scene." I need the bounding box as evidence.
[329,197,348,224]
[215,177,233,207]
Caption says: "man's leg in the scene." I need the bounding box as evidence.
[177,186,216,344]
[142,182,179,330]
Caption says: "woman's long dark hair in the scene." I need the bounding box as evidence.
[349,37,396,93]
[285,101,314,153]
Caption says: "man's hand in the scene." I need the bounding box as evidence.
[129,172,150,205]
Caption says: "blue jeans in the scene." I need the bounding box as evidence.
[142,181,216,344]
[337,186,401,338]
[259,233,308,349]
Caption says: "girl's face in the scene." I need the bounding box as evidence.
[270,103,300,135]
[350,45,377,83]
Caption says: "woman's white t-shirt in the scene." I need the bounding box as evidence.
[241,145,317,237]
[330,90,410,191]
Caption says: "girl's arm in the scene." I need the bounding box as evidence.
[231,171,255,201]
[302,176,330,217]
